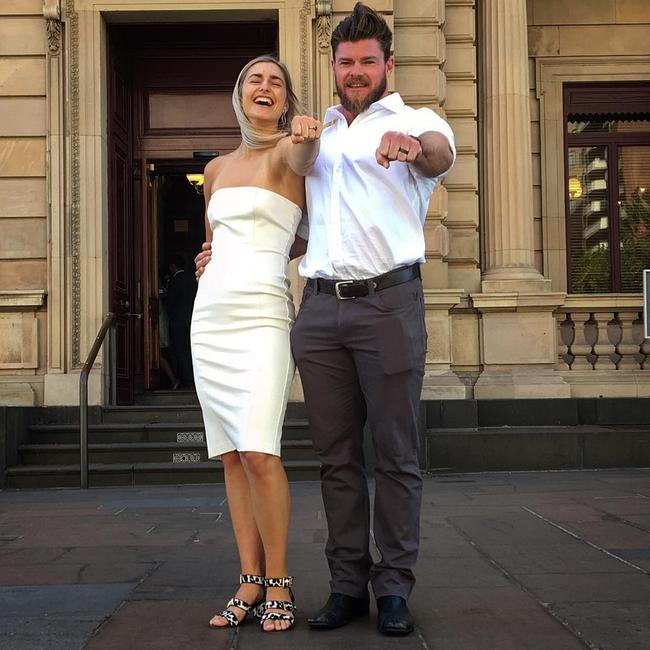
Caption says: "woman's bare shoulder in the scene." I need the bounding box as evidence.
[203,153,229,179]
[203,153,235,194]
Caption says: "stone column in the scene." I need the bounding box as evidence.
[472,0,569,399]
[480,0,549,293]
[43,0,69,405]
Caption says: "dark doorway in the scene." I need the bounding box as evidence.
[107,20,278,403]
[155,167,205,390]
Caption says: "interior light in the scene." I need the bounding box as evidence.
[186,173,204,195]
[568,177,582,199]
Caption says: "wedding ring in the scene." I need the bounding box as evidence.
[308,126,317,130]
[398,147,410,155]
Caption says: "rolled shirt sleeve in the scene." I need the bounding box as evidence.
[409,107,456,178]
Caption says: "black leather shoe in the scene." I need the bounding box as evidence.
[307,593,369,630]
[377,596,415,636]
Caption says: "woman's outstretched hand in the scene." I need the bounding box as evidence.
[290,116,323,144]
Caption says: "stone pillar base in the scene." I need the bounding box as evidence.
[44,372,102,407]
[559,370,650,399]
[482,276,552,293]
[471,291,569,400]
[423,289,465,399]
[0,382,36,406]
[474,368,570,400]
[422,370,469,399]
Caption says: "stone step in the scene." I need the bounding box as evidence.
[27,420,311,444]
[101,405,204,424]
[101,402,307,424]
[18,439,316,465]
[134,390,199,406]
[4,459,321,489]
[425,425,650,472]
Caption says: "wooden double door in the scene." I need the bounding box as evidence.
[107,22,277,403]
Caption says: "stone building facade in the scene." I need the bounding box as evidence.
[1,0,649,408]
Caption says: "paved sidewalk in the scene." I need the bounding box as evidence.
[1,469,649,650]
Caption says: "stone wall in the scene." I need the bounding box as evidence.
[1,0,648,406]
[0,1,47,291]
[523,0,650,398]
[526,0,650,287]
[442,0,479,294]
[0,1,47,405]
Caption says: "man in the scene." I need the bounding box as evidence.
[165,254,196,389]
[196,2,454,636]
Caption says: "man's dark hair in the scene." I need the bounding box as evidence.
[331,2,393,61]
[170,253,186,270]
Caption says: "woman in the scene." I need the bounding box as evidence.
[190,55,321,633]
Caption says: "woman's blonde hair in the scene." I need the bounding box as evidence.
[232,55,303,149]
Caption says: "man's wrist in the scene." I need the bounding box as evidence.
[410,135,422,160]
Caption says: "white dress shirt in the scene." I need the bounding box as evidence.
[298,92,455,280]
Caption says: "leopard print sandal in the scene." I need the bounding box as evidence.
[210,573,265,628]
[259,576,296,632]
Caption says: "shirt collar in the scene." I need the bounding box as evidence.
[324,91,405,123]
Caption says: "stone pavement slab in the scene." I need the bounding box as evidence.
[84,600,233,650]
[412,586,585,650]
[0,470,648,649]
[550,602,650,650]
[0,617,101,650]
[0,584,136,650]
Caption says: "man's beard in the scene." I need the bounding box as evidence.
[336,74,387,116]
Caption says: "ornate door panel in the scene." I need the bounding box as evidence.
[108,45,136,404]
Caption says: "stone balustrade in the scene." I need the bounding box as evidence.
[556,297,649,372]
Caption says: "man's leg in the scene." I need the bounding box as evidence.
[291,289,371,598]
[345,279,426,600]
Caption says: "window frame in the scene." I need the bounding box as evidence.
[563,81,650,293]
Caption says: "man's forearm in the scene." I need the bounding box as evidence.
[289,236,308,260]
[411,131,454,179]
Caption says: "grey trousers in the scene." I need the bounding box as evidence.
[290,276,426,600]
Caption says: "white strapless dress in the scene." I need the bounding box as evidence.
[190,186,302,459]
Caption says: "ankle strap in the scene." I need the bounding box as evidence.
[265,576,294,588]
[240,574,265,586]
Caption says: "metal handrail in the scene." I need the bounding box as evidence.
[80,312,115,489]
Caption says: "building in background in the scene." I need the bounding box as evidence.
[1,0,649,411]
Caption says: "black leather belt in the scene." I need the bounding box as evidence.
[307,263,420,300]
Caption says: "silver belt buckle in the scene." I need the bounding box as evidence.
[335,280,355,300]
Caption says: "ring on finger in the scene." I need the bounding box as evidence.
[398,147,409,155]
[308,126,317,131]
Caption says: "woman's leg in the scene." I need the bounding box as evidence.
[240,452,292,632]
[210,451,265,626]
[159,350,179,389]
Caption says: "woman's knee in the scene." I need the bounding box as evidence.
[240,451,281,480]
[221,450,243,471]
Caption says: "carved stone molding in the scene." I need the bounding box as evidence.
[316,0,331,16]
[299,0,312,108]
[65,0,81,367]
[46,19,62,55]
[44,2,63,55]
[316,1,332,54]
[316,14,331,53]
[0,290,47,310]
[43,0,60,20]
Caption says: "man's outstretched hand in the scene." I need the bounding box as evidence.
[375,131,422,169]
[195,241,212,281]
